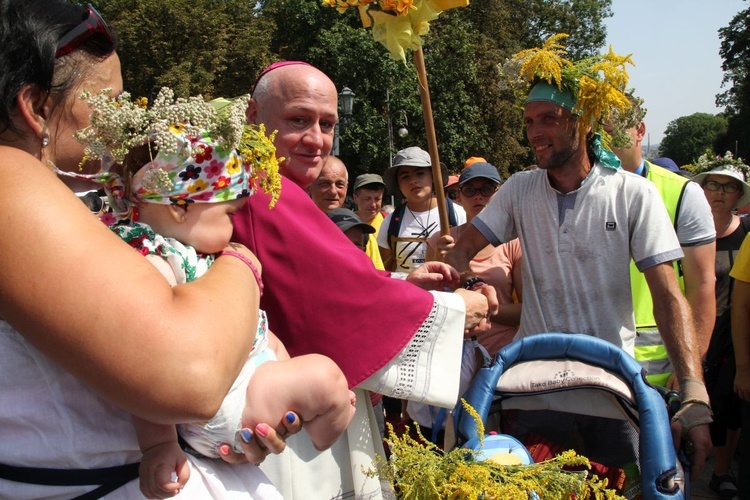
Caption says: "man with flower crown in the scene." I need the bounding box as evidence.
[444,35,713,480]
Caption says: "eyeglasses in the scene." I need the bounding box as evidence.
[76,190,106,214]
[703,181,742,194]
[55,4,114,58]
[459,184,498,197]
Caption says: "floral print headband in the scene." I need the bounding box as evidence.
[131,129,251,206]
[71,88,282,225]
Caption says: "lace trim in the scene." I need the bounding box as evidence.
[389,301,439,400]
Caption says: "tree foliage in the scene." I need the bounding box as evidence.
[93,0,276,100]
[85,0,614,180]
[659,113,728,166]
[717,5,750,159]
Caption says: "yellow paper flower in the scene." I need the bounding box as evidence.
[324,0,469,62]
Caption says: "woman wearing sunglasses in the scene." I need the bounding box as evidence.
[0,1,294,497]
[410,161,523,446]
[693,154,750,500]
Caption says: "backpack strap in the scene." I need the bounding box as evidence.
[446,197,457,227]
[384,203,408,271]
[387,203,407,244]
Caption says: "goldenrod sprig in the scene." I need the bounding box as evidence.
[366,399,626,499]
[498,34,638,149]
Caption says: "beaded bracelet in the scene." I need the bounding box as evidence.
[462,276,487,291]
[220,250,264,297]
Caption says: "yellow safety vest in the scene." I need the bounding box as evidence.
[631,162,688,386]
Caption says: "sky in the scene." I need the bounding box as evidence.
[604,0,746,147]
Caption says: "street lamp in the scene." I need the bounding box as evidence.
[339,87,355,125]
[386,91,408,205]
[387,110,409,170]
[332,87,355,156]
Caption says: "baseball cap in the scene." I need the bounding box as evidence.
[458,162,502,185]
[353,173,386,192]
[651,157,679,173]
[464,156,487,169]
[445,175,460,188]
[327,208,376,234]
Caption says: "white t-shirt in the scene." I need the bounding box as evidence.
[377,203,466,272]
[472,163,683,355]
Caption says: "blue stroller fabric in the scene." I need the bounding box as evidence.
[452,333,685,499]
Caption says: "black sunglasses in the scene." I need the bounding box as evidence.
[459,184,498,197]
[55,4,114,58]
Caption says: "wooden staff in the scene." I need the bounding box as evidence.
[413,46,450,238]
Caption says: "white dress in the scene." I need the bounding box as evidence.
[0,320,281,499]
[0,288,465,499]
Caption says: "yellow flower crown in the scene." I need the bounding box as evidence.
[500,34,644,148]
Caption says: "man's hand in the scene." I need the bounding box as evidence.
[669,378,713,478]
[670,420,712,478]
[405,261,460,290]
[454,288,494,336]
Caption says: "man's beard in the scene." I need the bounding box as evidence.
[537,127,580,170]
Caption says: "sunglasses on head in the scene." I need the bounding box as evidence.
[55,4,114,58]
[459,184,498,198]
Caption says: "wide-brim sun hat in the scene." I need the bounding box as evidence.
[692,165,750,208]
[383,146,448,194]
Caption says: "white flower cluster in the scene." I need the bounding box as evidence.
[695,151,750,179]
[75,88,251,168]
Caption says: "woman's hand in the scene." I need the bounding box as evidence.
[218,412,303,465]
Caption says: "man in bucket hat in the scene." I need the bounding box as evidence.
[445,35,712,478]
[377,146,465,272]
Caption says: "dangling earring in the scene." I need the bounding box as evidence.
[41,134,50,148]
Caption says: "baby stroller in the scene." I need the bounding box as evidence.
[452,333,687,499]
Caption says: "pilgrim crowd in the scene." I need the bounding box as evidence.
[0,1,748,499]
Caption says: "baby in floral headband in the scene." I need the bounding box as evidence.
[77,89,356,498]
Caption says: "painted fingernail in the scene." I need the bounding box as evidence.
[285,412,296,424]
[239,428,253,443]
[255,423,270,438]
[219,444,231,456]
